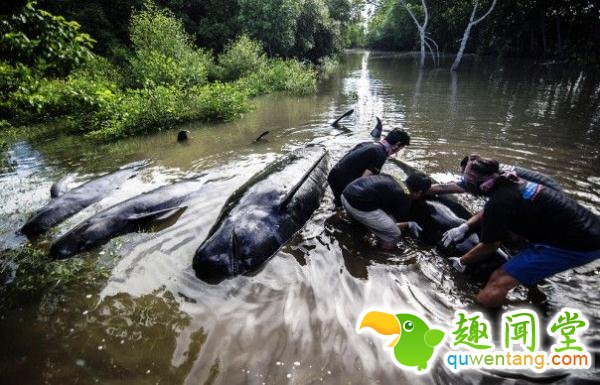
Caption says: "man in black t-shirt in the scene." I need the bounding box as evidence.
[446,157,600,308]
[341,172,431,249]
[328,128,410,206]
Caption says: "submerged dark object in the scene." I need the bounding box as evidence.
[389,158,509,281]
[331,109,354,127]
[193,147,329,283]
[254,131,270,142]
[177,130,190,142]
[21,161,147,237]
[370,117,383,139]
[49,178,206,259]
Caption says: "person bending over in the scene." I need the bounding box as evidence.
[328,128,410,206]
[341,172,431,249]
[444,156,600,307]
[428,154,563,196]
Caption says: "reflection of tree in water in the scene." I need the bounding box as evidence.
[72,291,206,384]
[28,290,207,385]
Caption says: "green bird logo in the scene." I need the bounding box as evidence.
[357,310,446,373]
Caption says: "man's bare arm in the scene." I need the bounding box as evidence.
[426,183,466,196]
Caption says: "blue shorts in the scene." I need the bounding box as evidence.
[503,244,600,285]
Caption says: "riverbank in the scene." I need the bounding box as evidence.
[0,3,329,143]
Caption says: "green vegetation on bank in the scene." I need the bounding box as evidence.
[0,1,328,141]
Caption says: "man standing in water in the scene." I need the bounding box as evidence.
[443,156,600,308]
[341,173,430,249]
[327,128,410,206]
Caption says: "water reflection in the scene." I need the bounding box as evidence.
[0,51,599,384]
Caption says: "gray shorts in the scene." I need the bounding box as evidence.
[341,195,401,244]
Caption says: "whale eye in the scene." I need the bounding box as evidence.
[403,321,414,332]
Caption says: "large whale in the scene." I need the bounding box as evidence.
[193,147,329,283]
[49,177,206,259]
[21,161,147,237]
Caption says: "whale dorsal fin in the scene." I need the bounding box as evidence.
[370,117,382,139]
[279,150,327,211]
[50,174,76,198]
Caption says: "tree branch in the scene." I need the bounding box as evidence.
[399,0,422,28]
[472,0,497,26]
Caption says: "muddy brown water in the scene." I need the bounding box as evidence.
[1,51,599,384]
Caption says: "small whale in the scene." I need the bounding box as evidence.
[49,177,206,259]
[21,161,148,237]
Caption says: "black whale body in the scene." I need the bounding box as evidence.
[50,178,205,259]
[21,162,146,237]
[193,147,329,283]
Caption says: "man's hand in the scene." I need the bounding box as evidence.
[407,221,422,238]
[441,223,469,247]
[449,257,466,272]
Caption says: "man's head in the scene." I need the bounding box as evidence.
[461,155,500,195]
[384,129,410,154]
[405,172,432,199]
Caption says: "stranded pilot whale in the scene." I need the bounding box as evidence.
[21,161,147,237]
[49,176,207,259]
[193,147,329,283]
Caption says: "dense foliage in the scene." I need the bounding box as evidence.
[367,0,600,66]
[0,2,320,140]
[36,0,363,61]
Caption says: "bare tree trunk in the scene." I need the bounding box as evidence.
[555,15,562,54]
[400,0,430,68]
[451,0,497,72]
[541,13,547,53]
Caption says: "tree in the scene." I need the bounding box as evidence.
[0,1,95,76]
[450,0,497,71]
[399,0,437,68]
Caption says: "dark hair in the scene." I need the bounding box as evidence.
[460,156,469,171]
[385,129,410,146]
[471,158,499,175]
[460,155,499,175]
[405,172,432,193]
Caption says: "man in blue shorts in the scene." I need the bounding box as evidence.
[444,156,600,307]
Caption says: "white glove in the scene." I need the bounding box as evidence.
[449,257,466,273]
[441,223,469,247]
[407,221,422,238]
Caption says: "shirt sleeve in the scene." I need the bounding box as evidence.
[481,199,510,244]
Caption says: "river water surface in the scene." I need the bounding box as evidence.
[1,51,599,385]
